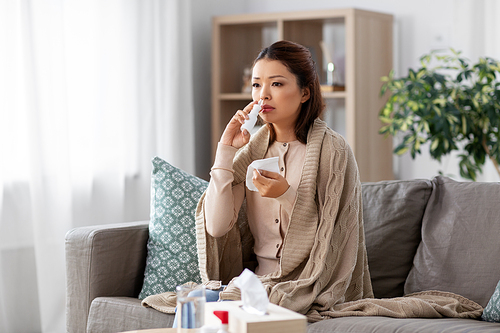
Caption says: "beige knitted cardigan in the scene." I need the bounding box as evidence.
[142,119,483,321]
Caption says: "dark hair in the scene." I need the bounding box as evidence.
[254,40,324,144]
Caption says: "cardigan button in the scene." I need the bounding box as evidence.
[275,219,279,223]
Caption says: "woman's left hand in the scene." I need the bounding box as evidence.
[252,170,289,198]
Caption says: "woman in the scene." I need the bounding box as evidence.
[195,40,373,321]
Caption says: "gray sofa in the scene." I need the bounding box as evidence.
[65,176,500,332]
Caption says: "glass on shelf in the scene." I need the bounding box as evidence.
[321,21,346,89]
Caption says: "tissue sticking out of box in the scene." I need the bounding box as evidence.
[234,269,269,315]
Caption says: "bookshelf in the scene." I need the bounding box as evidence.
[211,8,394,181]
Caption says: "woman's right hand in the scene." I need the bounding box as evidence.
[219,101,259,149]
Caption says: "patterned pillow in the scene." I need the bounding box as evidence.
[482,280,500,322]
[138,157,208,299]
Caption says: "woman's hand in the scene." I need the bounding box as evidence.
[252,170,289,198]
[220,100,259,149]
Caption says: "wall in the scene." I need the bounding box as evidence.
[191,0,500,181]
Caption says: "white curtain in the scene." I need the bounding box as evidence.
[0,0,195,332]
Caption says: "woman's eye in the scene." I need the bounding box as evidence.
[272,82,282,87]
[252,83,260,88]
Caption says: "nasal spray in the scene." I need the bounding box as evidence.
[240,99,263,134]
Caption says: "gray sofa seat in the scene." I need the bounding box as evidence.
[65,177,500,333]
[307,317,500,333]
[87,297,174,333]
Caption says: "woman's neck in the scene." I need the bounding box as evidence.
[273,124,297,143]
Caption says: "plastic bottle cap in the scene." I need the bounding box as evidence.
[213,310,229,324]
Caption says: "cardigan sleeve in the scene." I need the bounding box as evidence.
[205,143,246,238]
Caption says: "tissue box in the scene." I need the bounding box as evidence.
[205,301,307,333]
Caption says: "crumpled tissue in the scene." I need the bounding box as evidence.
[234,268,269,315]
[245,156,280,192]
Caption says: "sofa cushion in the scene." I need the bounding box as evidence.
[138,157,208,299]
[307,316,500,332]
[482,279,500,322]
[86,297,174,333]
[362,179,432,298]
[405,176,500,307]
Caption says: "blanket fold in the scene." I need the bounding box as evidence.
[142,289,483,320]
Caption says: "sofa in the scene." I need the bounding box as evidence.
[66,175,500,333]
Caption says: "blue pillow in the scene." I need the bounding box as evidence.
[138,157,208,299]
[482,279,500,322]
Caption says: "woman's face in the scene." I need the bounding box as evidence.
[251,59,310,132]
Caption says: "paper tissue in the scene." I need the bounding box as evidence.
[204,269,307,333]
[233,269,269,315]
[245,157,280,191]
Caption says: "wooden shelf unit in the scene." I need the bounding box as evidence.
[211,8,394,182]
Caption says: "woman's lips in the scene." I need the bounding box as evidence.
[260,105,274,113]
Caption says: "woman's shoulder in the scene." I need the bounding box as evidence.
[313,119,350,152]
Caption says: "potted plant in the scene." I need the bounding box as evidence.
[379,49,500,180]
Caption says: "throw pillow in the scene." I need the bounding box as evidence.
[362,179,433,298]
[482,280,500,322]
[138,157,208,299]
[405,176,500,307]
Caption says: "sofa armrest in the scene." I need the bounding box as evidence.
[65,221,149,333]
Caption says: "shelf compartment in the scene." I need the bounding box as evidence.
[218,22,278,94]
[283,18,346,87]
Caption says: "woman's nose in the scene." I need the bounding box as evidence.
[260,85,271,100]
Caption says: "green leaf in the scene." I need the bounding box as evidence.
[395,146,409,155]
[400,122,408,132]
[446,114,459,124]
[409,70,416,81]
[379,116,392,124]
[379,125,391,135]
[432,105,442,116]
[423,120,430,133]
[432,98,447,106]
[431,138,439,152]
[472,98,479,109]
[414,136,422,151]
[407,100,419,112]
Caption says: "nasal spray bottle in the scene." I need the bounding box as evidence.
[240,99,263,134]
[213,311,229,333]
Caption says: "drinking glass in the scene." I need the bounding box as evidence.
[176,284,206,332]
